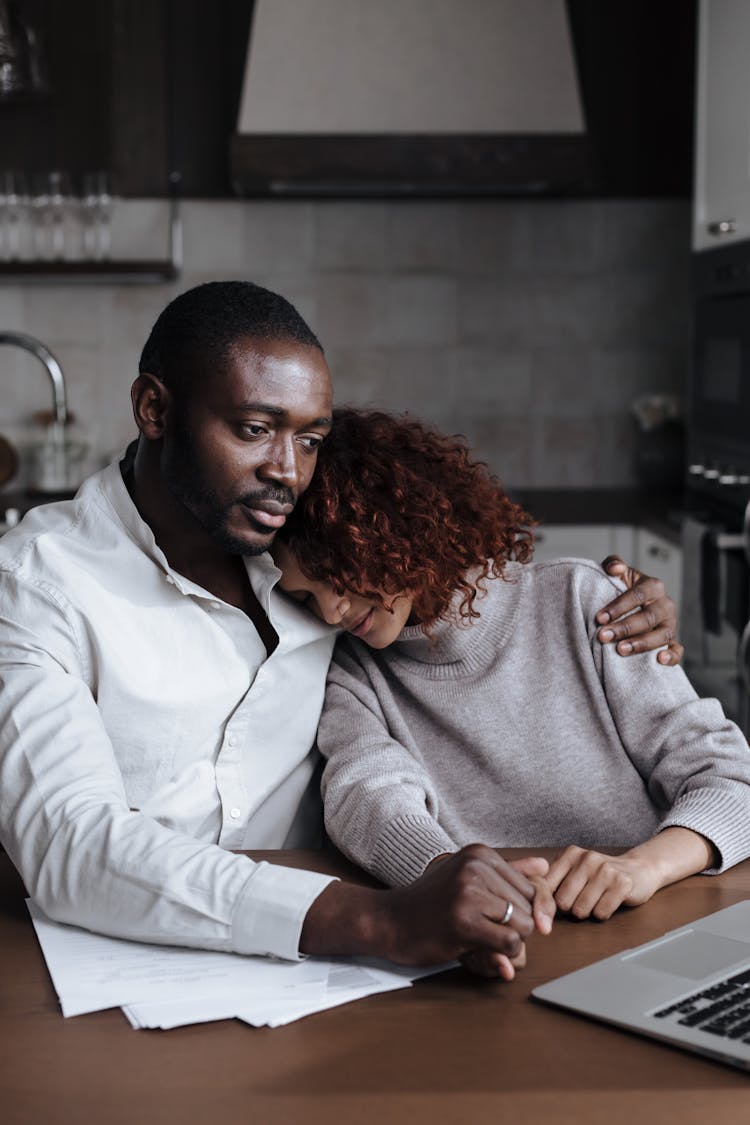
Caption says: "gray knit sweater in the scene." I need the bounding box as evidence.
[317,559,750,887]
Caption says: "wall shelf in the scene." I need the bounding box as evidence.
[0,260,179,285]
[0,197,182,286]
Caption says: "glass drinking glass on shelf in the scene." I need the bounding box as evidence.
[31,170,72,260]
[30,172,50,259]
[48,171,70,259]
[81,171,113,261]
[0,170,28,261]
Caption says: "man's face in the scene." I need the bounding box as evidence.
[161,336,333,556]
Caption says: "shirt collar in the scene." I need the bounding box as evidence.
[92,452,336,641]
[92,453,171,573]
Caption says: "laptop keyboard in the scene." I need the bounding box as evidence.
[653,967,750,1041]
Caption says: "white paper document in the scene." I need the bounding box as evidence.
[28,901,450,1030]
[27,901,328,1018]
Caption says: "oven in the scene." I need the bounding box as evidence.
[683,243,750,736]
[689,244,750,502]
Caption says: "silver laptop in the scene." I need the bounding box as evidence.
[532,901,750,1071]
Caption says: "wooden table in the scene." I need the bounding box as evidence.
[3,849,750,1125]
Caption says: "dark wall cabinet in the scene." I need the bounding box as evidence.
[567,0,697,198]
[0,0,253,198]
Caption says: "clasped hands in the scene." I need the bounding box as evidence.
[452,828,713,980]
[424,844,665,982]
[419,844,661,982]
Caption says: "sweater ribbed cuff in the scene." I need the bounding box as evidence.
[659,786,750,873]
[370,815,457,887]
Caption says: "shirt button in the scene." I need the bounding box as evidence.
[227,734,238,747]
[165,575,175,585]
[229,807,241,820]
[210,601,221,609]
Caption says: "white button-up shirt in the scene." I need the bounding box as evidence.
[0,457,339,960]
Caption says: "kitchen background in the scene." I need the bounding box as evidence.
[0,0,695,493]
[6,0,750,729]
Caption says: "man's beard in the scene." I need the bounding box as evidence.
[162,415,294,557]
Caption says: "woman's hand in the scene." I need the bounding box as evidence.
[544,845,662,920]
[597,555,683,666]
[507,854,556,934]
[546,830,717,920]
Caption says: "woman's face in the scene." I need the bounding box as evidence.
[272,542,414,649]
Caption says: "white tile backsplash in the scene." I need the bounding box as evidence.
[0,197,690,489]
[315,202,388,271]
[243,202,315,272]
[386,203,460,272]
[383,276,458,346]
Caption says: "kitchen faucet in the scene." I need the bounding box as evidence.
[0,331,68,427]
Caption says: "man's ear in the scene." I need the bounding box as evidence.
[131,372,172,440]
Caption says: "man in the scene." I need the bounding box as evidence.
[0,282,680,979]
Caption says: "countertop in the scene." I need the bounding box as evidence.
[511,487,685,544]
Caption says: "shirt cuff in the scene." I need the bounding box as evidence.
[231,860,338,960]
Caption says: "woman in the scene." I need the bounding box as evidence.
[274,409,750,919]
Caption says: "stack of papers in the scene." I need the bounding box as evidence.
[27,901,446,1029]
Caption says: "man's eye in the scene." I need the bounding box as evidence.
[240,423,269,438]
[298,435,325,452]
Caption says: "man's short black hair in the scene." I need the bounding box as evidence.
[138,280,323,388]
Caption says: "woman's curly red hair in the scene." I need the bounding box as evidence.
[280,408,536,627]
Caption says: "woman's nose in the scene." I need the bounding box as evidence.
[319,591,351,625]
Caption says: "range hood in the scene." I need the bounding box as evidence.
[230,0,591,197]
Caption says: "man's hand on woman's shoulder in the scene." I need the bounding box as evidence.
[596,555,683,666]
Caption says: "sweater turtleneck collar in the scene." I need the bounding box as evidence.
[388,562,526,674]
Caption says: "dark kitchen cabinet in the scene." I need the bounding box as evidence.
[0,0,253,198]
[567,0,697,197]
